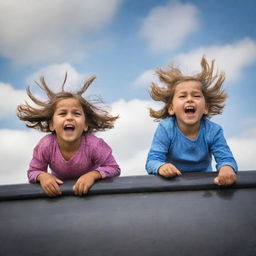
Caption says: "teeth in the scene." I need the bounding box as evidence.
[64,124,75,130]
[185,106,195,113]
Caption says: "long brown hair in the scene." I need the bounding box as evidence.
[17,73,118,133]
[149,56,227,120]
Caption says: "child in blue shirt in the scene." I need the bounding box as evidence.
[146,56,237,186]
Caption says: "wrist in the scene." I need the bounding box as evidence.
[36,172,43,182]
[90,170,102,180]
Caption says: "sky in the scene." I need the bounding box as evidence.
[0,0,256,184]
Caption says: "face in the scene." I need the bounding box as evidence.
[168,80,208,130]
[50,97,87,147]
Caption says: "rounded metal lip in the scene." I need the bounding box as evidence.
[0,170,255,201]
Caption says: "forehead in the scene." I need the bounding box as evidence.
[55,97,82,109]
[174,80,202,93]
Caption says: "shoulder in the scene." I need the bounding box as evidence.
[203,118,222,132]
[202,118,224,143]
[159,116,176,129]
[82,133,112,155]
[36,134,56,148]
[82,133,110,148]
[154,117,176,141]
[32,134,56,158]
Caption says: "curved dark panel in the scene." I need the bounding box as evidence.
[0,171,256,256]
[1,171,256,200]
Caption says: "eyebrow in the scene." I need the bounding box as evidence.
[177,89,202,94]
[56,107,82,112]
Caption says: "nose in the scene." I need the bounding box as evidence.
[66,112,73,120]
[186,95,193,102]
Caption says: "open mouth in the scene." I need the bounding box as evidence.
[63,124,75,131]
[184,106,196,114]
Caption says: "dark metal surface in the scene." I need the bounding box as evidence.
[1,171,256,200]
[0,171,256,256]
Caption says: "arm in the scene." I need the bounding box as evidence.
[145,122,181,177]
[37,172,64,197]
[214,165,237,186]
[73,138,120,195]
[28,136,64,196]
[91,138,120,179]
[73,170,101,196]
[210,127,238,186]
[27,141,49,183]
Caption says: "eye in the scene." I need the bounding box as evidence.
[178,95,185,98]
[74,112,81,116]
[58,112,66,116]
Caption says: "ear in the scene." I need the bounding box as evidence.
[84,124,88,132]
[168,105,175,116]
[49,121,54,132]
[204,104,209,115]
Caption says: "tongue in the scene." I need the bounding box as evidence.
[64,127,74,132]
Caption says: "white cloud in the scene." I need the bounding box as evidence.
[140,2,199,52]
[26,62,89,93]
[173,38,256,82]
[0,63,99,121]
[0,129,43,184]
[0,83,27,118]
[134,38,256,86]
[98,99,158,175]
[133,69,158,88]
[0,0,121,65]
[228,127,256,171]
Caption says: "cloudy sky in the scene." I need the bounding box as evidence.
[0,0,256,185]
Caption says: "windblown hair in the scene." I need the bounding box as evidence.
[149,56,227,120]
[17,73,118,133]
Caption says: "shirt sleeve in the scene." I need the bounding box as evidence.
[145,123,171,175]
[210,126,238,172]
[92,139,120,179]
[27,138,50,183]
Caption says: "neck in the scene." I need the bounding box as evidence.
[57,137,82,160]
[177,121,200,139]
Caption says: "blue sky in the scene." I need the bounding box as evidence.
[0,0,256,184]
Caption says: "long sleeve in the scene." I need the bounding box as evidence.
[27,138,50,183]
[145,122,172,174]
[92,138,120,178]
[210,127,238,172]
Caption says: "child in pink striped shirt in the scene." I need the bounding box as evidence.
[17,74,120,197]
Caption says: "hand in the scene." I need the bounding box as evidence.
[214,166,237,186]
[158,163,182,178]
[73,171,102,196]
[37,172,64,197]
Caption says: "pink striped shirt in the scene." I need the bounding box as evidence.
[28,133,120,182]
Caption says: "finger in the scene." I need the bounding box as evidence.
[216,176,228,186]
[55,178,64,185]
[169,165,181,176]
[167,167,180,178]
[162,169,174,178]
[225,176,236,186]
[43,185,57,197]
[74,181,83,196]
[50,182,62,195]
[214,177,220,185]
[47,184,60,196]
[82,184,89,194]
[73,183,79,196]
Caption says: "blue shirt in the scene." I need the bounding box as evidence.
[146,117,238,174]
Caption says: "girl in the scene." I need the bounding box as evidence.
[146,56,237,186]
[17,74,120,196]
